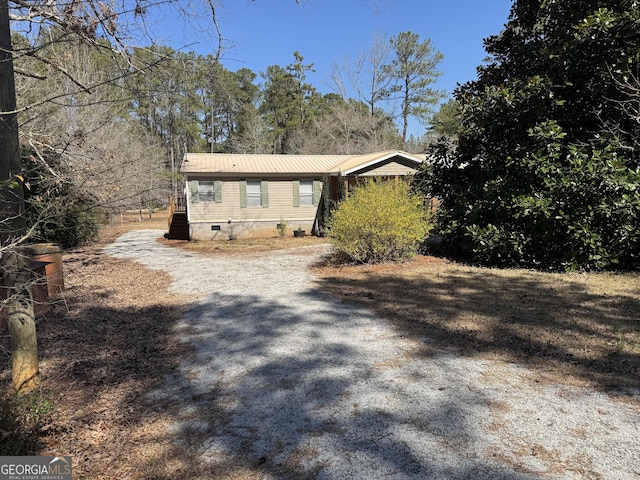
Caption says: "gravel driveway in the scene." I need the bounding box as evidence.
[105,230,639,480]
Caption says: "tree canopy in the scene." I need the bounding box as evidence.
[428,99,462,138]
[417,0,640,271]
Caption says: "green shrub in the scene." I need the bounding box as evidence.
[328,179,431,264]
[22,146,101,248]
[420,122,640,271]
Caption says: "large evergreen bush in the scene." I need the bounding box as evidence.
[417,1,640,271]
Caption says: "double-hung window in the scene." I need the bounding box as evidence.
[198,181,220,202]
[293,179,321,207]
[298,180,314,206]
[240,180,268,208]
[190,180,221,203]
[246,180,262,207]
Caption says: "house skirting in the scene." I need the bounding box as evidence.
[189,219,317,241]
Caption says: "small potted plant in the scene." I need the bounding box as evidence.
[276,218,288,238]
[293,225,306,238]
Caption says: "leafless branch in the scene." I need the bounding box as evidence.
[205,0,222,62]
[29,50,93,93]
[13,66,46,79]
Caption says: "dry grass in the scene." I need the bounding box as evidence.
[312,256,640,395]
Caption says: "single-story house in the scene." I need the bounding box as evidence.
[167,150,425,241]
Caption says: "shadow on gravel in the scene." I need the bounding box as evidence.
[314,269,640,394]
[6,233,542,479]
[156,290,536,480]
[7,285,537,479]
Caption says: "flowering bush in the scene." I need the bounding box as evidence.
[329,179,431,264]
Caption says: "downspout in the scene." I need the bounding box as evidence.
[183,174,191,226]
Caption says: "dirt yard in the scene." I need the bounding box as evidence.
[0,212,638,479]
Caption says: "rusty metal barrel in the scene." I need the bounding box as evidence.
[24,243,64,296]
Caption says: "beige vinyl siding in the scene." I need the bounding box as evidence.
[189,180,242,223]
[357,161,418,177]
[188,178,322,224]
[267,178,321,220]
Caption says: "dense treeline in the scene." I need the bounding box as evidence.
[124,43,438,156]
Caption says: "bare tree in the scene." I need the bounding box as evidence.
[330,31,395,119]
[232,108,272,153]
[16,35,169,215]
[328,32,398,152]
[1,0,38,393]
[301,100,400,154]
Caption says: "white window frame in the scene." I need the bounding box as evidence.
[299,180,314,206]
[246,180,262,207]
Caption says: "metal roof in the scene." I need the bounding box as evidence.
[181,151,425,176]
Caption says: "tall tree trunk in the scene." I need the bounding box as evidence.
[4,250,38,392]
[0,0,39,393]
[401,80,410,149]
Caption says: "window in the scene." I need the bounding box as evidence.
[198,181,221,202]
[240,180,268,208]
[246,180,262,207]
[293,180,321,207]
[299,180,313,206]
[190,180,221,203]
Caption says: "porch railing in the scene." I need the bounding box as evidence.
[168,195,186,229]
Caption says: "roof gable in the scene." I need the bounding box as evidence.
[327,151,425,175]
